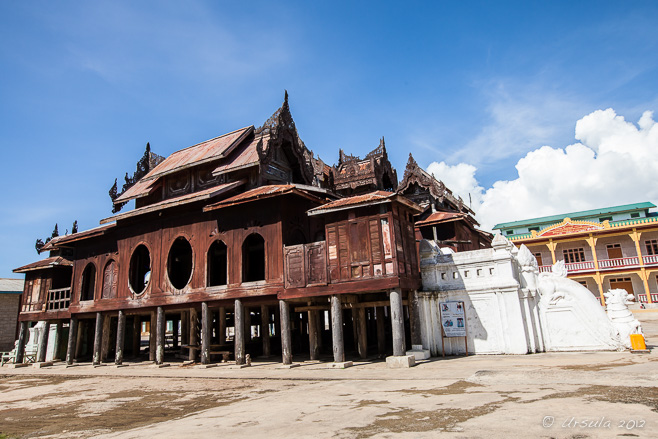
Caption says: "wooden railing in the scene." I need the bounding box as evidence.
[46,287,71,311]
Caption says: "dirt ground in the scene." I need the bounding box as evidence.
[1,311,658,439]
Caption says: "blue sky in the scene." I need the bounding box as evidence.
[2,1,658,278]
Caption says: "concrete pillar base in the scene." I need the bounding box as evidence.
[151,363,170,368]
[276,363,300,369]
[229,363,251,369]
[386,355,416,368]
[406,345,431,360]
[328,361,353,369]
[198,364,218,369]
[32,361,53,369]
[7,363,29,369]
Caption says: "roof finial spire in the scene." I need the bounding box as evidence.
[284,89,289,104]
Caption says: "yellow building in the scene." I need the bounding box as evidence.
[493,202,658,306]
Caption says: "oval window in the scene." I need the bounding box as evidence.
[129,244,151,295]
[168,237,193,289]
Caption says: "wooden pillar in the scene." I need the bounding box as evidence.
[156,306,165,364]
[37,322,51,363]
[245,306,252,342]
[390,289,405,356]
[132,316,141,358]
[201,302,210,364]
[66,316,78,365]
[149,311,156,362]
[219,307,226,345]
[172,315,179,349]
[189,308,198,361]
[279,300,292,365]
[93,312,103,365]
[330,295,344,363]
[308,310,320,361]
[317,310,324,350]
[75,320,84,359]
[115,310,126,365]
[408,290,422,346]
[351,309,359,352]
[234,299,245,365]
[274,304,280,337]
[53,322,64,360]
[15,321,28,364]
[376,306,386,357]
[356,307,367,359]
[261,304,271,357]
[100,314,111,362]
[180,311,189,356]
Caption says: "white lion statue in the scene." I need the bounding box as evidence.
[604,288,643,349]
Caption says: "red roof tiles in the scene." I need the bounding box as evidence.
[415,212,466,227]
[204,184,324,211]
[146,126,254,180]
[101,180,245,224]
[14,257,73,273]
[307,191,421,215]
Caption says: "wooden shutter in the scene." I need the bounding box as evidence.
[284,244,306,288]
[306,241,327,286]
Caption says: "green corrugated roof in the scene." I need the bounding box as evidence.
[492,202,656,230]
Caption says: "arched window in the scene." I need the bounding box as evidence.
[207,240,228,286]
[80,263,97,301]
[242,233,265,282]
[101,260,118,299]
[129,244,151,295]
[167,237,193,290]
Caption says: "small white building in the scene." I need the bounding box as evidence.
[417,235,633,355]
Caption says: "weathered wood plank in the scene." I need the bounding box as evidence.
[93,312,103,365]
[330,295,344,363]
[234,299,245,365]
[308,309,319,361]
[279,300,292,365]
[66,316,78,365]
[390,289,405,356]
[115,310,125,365]
[156,306,165,364]
[201,302,210,364]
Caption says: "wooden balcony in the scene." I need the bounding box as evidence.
[46,287,71,311]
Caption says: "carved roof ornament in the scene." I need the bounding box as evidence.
[397,153,471,214]
[255,91,315,186]
[333,137,398,194]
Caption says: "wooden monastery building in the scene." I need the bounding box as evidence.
[12,95,490,367]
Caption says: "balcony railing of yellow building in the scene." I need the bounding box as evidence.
[638,293,658,302]
[538,255,658,274]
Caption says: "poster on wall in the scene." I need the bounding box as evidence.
[439,301,466,337]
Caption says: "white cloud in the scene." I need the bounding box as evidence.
[426,161,484,209]
[426,109,658,232]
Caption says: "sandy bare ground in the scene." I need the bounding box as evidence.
[1,311,658,439]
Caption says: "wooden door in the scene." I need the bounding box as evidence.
[102,260,118,299]
[607,244,622,259]
[609,278,634,295]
